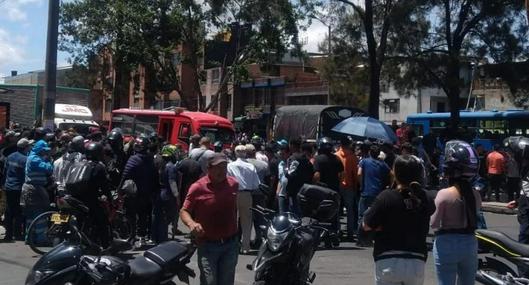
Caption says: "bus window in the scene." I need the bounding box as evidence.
[179,123,191,144]
[112,114,134,135]
[135,115,158,136]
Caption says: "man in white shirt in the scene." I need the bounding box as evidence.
[227,145,260,254]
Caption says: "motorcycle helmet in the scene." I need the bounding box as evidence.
[133,134,150,153]
[213,141,223,153]
[161,144,177,158]
[108,129,124,144]
[443,140,479,180]
[504,136,529,164]
[85,142,104,161]
[44,132,56,143]
[317,137,333,153]
[69,135,85,153]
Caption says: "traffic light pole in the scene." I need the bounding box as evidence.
[42,0,60,130]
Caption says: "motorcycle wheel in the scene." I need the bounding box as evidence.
[26,211,73,255]
[476,260,518,285]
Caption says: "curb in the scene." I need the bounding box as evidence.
[481,202,518,215]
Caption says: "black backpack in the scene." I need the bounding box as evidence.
[65,159,95,197]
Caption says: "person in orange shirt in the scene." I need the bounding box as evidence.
[336,137,359,241]
[486,144,506,202]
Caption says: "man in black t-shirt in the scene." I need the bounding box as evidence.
[285,138,314,215]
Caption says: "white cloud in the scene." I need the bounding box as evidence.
[1,0,43,22]
[0,29,25,71]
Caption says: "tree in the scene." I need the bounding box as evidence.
[330,0,423,119]
[392,0,528,129]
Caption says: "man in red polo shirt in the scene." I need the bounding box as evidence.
[180,153,239,285]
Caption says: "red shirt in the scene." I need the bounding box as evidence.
[182,175,239,243]
[487,151,505,175]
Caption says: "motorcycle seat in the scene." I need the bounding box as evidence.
[128,256,163,285]
[477,229,529,257]
[143,241,189,272]
[60,195,90,214]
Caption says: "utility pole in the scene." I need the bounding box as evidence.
[42,0,60,130]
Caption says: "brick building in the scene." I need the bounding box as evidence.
[0,84,90,128]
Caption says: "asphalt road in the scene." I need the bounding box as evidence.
[0,212,520,285]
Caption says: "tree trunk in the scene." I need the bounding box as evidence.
[368,64,381,119]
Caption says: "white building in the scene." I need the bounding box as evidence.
[379,65,473,123]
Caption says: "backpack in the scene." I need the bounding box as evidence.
[65,159,95,197]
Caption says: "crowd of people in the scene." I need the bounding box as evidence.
[0,124,516,285]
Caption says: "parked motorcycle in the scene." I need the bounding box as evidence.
[476,229,529,284]
[26,194,130,255]
[247,183,339,285]
[25,206,195,285]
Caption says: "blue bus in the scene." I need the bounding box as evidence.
[406,110,529,150]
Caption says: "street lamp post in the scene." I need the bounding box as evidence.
[43,0,60,130]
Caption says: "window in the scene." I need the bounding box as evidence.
[384,99,400,113]
[200,127,235,144]
[178,123,192,143]
[380,80,389,93]
[159,120,174,142]
[211,68,221,83]
[111,114,134,135]
[134,115,158,136]
[226,94,232,111]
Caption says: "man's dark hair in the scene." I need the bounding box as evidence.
[400,142,414,154]
[369,145,380,158]
[301,142,314,155]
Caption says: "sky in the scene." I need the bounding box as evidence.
[0,0,326,83]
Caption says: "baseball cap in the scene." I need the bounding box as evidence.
[208,153,228,167]
[17,138,34,148]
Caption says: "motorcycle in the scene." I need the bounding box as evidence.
[476,229,529,284]
[26,194,130,255]
[25,201,195,285]
[247,183,339,285]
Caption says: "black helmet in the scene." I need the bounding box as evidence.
[44,132,56,143]
[133,134,149,153]
[69,135,85,153]
[214,141,223,152]
[443,140,479,180]
[317,137,333,152]
[504,136,529,163]
[85,142,103,161]
[108,129,123,143]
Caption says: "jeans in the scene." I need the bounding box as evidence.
[358,195,376,243]
[197,237,239,285]
[375,257,425,285]
[341,188,359,238]
[125,195,152,240]
[4,190,23,240]
[151,197,168,244]
[433,234,478,285]
[237,191,253,251]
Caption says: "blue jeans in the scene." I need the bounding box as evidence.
[357,195,376,243]
[433,234,478,285]
[375,257,425,285]
[197,236,239,285]
[341,188,359,237]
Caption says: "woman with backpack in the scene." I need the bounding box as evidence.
[363,154,435,285]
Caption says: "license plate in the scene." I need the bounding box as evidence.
[50,213,70,224]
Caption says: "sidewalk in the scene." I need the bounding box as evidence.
[482,201,517,215]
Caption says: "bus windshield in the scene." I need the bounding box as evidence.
[200,127,235,144]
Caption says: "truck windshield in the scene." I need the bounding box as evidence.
[58,123,98,136]
[200,127,235,144]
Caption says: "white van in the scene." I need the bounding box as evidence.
[54,103,99,134]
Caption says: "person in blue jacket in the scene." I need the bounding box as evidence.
[21,139,54,244]
[2,138,32,242]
